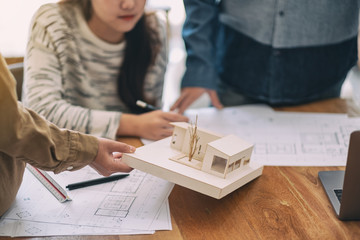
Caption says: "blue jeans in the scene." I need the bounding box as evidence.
[216,24,358,107]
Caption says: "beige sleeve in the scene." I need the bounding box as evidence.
[11,103,99,173]
[0,55,99,173]
[0,54,99,216]
[0,54,99,173]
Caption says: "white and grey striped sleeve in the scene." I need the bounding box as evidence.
[23,6,121,140]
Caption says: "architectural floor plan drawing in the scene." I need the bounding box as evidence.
[185,105,360,166]
[0,167,173,237]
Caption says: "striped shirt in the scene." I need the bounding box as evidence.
[23,3,167,139]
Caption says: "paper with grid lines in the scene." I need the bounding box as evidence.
[185,105,360,166]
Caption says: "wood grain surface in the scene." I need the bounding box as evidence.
[1,98,360,240]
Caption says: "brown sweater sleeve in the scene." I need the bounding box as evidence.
[0,53,99,216]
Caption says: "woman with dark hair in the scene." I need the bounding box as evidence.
[23,0,188,141]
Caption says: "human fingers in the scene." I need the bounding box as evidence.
[170,87,205,114]
[102,138,136,153]
[136,114,175,140]
[109,158,133,174]
[90,160,133,177]
[90,153,133,176]
[171,95,195,114]
[161,111,189,122]
[207,90,224,109]
[112,152,123,159]
[150,126,175,140]
[170,94,185,112]
[159,127,175,138]
[90,139,135,176]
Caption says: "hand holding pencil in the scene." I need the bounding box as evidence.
[136,100,159,111]
[116,100,189,141]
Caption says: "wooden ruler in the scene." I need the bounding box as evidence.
[26,164,71,203]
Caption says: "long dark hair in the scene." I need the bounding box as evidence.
[60,0,161,112]
[119,14,160,112]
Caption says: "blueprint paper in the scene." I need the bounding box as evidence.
[0,202,171,237]
[0,167,173,237]
[0,219,154,237]
[0,201,171,237]
[185,105,360,166]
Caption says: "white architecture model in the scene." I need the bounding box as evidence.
[169,122,254,179]
[123,122,263,199]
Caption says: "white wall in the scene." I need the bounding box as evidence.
[0,1,57,57]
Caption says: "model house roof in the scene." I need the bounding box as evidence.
[207,135,253,156]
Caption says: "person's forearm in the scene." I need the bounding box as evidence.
[4,101,98,174]
[182,0,220,89]
[116,113,141,137]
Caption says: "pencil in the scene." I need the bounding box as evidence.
[136,100,159,111]
[66,174,129,190]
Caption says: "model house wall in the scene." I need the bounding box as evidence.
[169,122,254,179]
[202,135,253,178]
[170,122,222,161]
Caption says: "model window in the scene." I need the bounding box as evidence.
[228,163,234,173]
[211,155,227,174]
[171,134,177,145]
[234,160,241,169]
[244,158,250,165]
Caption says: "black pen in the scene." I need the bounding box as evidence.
[66,174,129,190]
[136,100,159,111]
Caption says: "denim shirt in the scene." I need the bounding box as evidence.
[220,0,359,48]
[182,0,359,105]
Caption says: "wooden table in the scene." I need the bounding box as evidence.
[1,98,360,240]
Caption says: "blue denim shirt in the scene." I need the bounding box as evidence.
[182,0,359,105]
